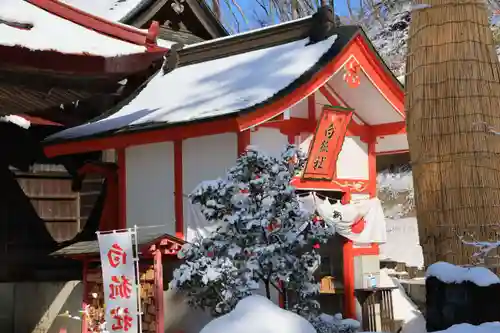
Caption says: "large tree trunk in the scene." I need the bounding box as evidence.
[406,0,500,266]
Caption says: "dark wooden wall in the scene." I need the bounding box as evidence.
[14,164,103,242]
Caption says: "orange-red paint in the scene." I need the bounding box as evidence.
[292,177,370,193]
[154,250,165,333]
[342,239,356,319]
[235,36,358,131]
[372,122,406,136]
[174,140,184,240]
[45,117,240,157]
[237,130,251,156]
[78,163,119,231]
[260,118,316,137]
[117,149,127,229]
[368,140,377,198]
[302,107,352,181]
[308,95,316,121]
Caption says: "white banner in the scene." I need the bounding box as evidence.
[98,231,139,333]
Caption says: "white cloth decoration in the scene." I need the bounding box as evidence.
[300,193,387,243]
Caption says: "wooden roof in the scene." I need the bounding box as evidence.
[52,232,185,257]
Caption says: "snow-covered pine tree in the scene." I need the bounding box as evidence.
[169,145,338,320]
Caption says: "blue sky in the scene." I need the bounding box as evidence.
[219,0,354,31]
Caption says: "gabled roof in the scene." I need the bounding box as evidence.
[45,16,360,144]
[43,9,404,155]
[62,0,228,41]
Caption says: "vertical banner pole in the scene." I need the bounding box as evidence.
[133,225,143,333]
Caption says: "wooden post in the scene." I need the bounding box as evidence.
[155,250,164,333]
[341,191,356,319]
[82,259,88,333]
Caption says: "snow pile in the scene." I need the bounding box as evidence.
[0,0,146,56]
[435,322,500,333]
[426,262,500,286]
[200,295,316,333]
[0,115,30,129]
[379,269,426,333]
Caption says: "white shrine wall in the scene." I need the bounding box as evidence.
[375,134,409,154]
[250,127,288,158]
[182,133,238,241]
[125,142,176,233]
[336,136,369,179]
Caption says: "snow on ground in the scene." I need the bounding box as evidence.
[380,269,426,333]
[0,0,146,56]
[426,262,500,286]
[200,295,316,333]
[435,322,500,333]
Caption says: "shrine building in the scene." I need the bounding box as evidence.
[45,7,407,333]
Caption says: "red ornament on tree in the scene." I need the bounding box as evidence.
[313,243,320,249]
[240,188,249,194]
[207,251,214,258]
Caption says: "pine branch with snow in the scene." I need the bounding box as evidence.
[170,145,338,319]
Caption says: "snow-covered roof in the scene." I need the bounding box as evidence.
[61,0,147,22]
[46,32,343,142]
[0,0,147,56]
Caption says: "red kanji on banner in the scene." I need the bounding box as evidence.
[107,243,127,268]
[109,275,132,299]
[110,307,133,331]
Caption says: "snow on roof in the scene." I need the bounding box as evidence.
[200,295,316,333]
[47,34,339,141]
[0,0,147,56]
[0,115,31,129]
[426,261,500,286]
[61,0,146,22]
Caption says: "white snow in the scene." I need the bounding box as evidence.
[379,269,426,333]
[435,323,500,333]
[0,0,147,56]
[200,295,316,333]
[61,0,145,22]
[47,34,339,141]
[0,115,31,129]
[426,262,500,286]
[380,217,424,268]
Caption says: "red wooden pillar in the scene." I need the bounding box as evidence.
[154,250,165,333]
[341,190,356,319]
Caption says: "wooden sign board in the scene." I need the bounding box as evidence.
[302,107,353,181]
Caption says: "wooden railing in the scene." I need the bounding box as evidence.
[358,287,397,332]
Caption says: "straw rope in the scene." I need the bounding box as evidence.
[406,0,500,267]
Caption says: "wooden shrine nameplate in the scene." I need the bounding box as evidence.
[302,106,353,181]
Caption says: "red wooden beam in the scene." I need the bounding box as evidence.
[27,0,162,49]
[174,140,184,240]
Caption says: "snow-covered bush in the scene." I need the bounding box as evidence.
[170,145,342,325]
